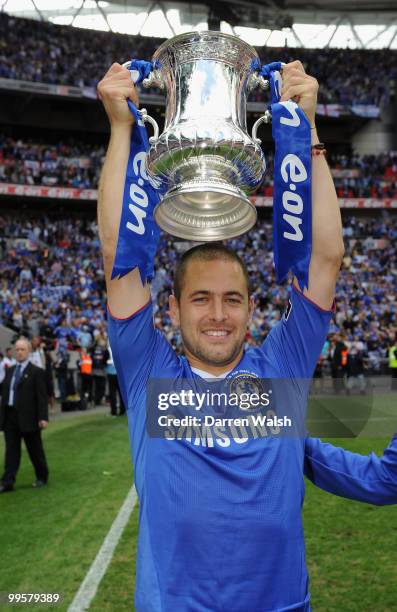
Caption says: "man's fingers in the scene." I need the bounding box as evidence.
[280,83,307,102]
[107,62,126,75]
[98,80,139,104]
[281,76,318,99]
[102,84,139,105]
[282,70,313,87]
[283,59,306,74]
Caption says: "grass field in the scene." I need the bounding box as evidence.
[0,407,396,611]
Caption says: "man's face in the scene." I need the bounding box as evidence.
[169,258,254,369]
[15,340,30,363]
[31,337,40,349]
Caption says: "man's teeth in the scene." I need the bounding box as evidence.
[204,331,229,336]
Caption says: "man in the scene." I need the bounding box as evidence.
[79,348,93,405]
[105,343,125,416]
[0,338,49,493]
[30,335,46,369]
[97,62,397,610]
[389,337,397,391]
[346,341,366,394]
[54,339,70,405]
[3,347,16,370]
[331,333,348,394]
[30,335,56,414]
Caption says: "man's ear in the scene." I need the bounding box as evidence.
[248,295,255,325]
[168,294,180,327]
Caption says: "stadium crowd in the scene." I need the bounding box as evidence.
[0,214,395,383]
[1,12,397,106]
[1,134,397,198]
[0,136,105,190]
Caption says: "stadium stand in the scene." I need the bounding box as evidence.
[1,135,397,198]
[1,11,396,105]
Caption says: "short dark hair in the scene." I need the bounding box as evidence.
[173,242,250,302]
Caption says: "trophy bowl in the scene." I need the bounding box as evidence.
[139,30,268,241]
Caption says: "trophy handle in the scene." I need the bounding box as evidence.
[122,61,165,90]
[251,111,272,145]
[140,108,159,145]
[247,73,269,92]
[142,70,165,90]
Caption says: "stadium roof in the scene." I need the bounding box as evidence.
[3,0,397,48]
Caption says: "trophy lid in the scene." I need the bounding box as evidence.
[152,30,260,71]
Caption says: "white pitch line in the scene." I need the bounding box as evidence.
[68,486,138,612]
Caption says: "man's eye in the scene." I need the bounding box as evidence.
[193,297,207,302]
[227,298,241,304]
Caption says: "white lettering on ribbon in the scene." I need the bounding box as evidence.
[274,71,282,99]
[283,214,303,241]
[279,100,301,127]
[127,205,146,235]
[126,150,159,236]
[280,154,307,242]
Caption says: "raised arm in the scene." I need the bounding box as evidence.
[304,436,397,506]
[281,61,344,310]
[97,63,150,318]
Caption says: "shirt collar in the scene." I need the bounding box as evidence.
[15,360,29,372]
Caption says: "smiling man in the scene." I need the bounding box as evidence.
[169,251,254,373]
[97,61,397,611]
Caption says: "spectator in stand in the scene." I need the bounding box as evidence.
[389,338,397,391]
[79,349,93,406]
[53,339,69,404]
[92,335,107,406]
[3,347,16,370]
[30,335,56,414]
[0,353,4,398]
[76,323,92,350]
[346,341,367,394]
[30,336,46,369]
[331,334,348,394]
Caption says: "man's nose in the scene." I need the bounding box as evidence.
[209,298,227,321]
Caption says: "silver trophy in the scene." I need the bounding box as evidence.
[126,31,271,241]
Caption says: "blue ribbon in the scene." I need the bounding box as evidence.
[259,62,312,290]
[111,60,165,284]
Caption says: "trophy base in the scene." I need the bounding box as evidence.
[154,182,257,241]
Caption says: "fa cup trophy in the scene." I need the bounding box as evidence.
[125,30,270,241]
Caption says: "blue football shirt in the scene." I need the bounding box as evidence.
[108,285,333,611]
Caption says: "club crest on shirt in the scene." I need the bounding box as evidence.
[226,371,265,411]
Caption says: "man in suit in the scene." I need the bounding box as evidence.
[0,337,49,493]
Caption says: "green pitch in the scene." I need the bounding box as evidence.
[0,408,396,611]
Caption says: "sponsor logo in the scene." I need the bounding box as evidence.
[278,101,308,243]
[126,125,160,236]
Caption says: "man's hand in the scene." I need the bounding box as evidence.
[39,420,48,429]
[97,63,139,128]
[279,61,343,310]
[280,60,318,128]
[97,63,151,318]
